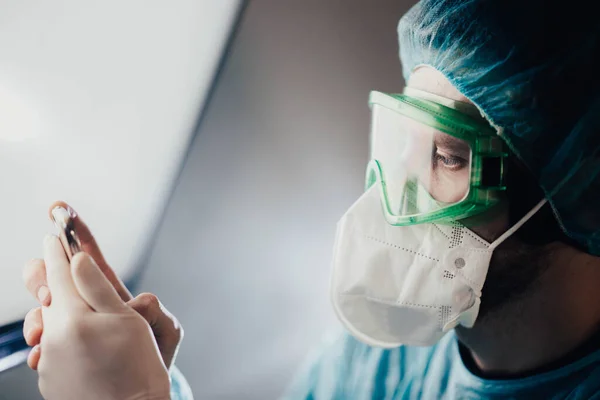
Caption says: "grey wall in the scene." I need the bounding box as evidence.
[0,1,414,398]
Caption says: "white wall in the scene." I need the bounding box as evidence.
[0,0,239,326]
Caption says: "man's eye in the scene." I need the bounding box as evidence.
[434,151,468,170]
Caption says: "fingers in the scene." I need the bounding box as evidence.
[27,345,41,370]
[44,235,86,309]
[71,252,126,313]
[128,293,183,369]
[24,308,43,371]
[23,307,43,347]
[48,201,133,302]
[128,293,180,334]
[23,259,51,306]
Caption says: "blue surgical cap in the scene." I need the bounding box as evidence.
[398,0,600,255]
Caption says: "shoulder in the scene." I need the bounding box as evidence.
[283,329,454,400]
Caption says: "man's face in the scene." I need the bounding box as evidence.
[405,66,549,319]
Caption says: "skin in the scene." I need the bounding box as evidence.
[34,240,170,399]
[408,66,600,377]
[22,201,182,373]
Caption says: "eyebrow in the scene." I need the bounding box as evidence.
[434,132,470,156]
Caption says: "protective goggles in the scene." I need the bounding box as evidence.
[367,87,507,226]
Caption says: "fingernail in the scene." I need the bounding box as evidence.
[51,207,68,225]
[25,328,33,342]
[37,286,50,305]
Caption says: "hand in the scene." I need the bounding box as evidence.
[22,202,183,370]
[33,234,171,400]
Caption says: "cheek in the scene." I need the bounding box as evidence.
[428,170,471,203]
[463,203,510,243]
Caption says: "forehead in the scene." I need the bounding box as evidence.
[407,67,471,104]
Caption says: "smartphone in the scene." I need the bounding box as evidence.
[51,206,82,261]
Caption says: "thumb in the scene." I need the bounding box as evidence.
[71,253,126,313]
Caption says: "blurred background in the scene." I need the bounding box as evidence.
[0,1,414,398]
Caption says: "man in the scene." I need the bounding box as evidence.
[21,0,600,398]
[284,0,600,398]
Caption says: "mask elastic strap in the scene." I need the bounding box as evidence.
[488,199,548,251]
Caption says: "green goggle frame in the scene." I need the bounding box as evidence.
[366,89,508,226]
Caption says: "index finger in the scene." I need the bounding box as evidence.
[43,234,87,309]
[49,201,133,302]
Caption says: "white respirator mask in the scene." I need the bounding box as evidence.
[330,182,545,348]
